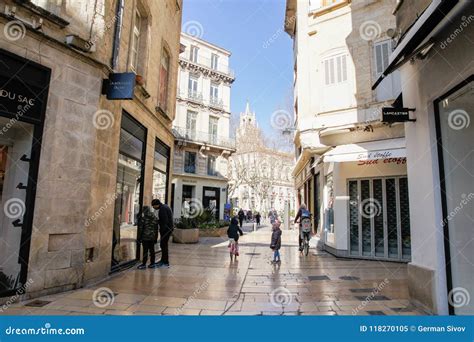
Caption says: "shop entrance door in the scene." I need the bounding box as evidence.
[348,176,411,261]
[203,187,220,220]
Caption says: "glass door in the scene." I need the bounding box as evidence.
[0,119,34,294]
[348,176,410,261]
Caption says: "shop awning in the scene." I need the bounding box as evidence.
[372,0,460,90]
[323,138,406,163]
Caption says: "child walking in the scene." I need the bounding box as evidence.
[227,217,243,261]
[270,220,282,263]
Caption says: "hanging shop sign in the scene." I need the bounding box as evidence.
[102,72,136,100]
[0,49,51,123]
[382,107,416,123]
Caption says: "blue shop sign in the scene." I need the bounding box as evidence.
[105,73,135,100]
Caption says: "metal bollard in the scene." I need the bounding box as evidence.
[253,223,257,231]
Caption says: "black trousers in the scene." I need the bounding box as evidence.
[160,230,172,265]
[142,241,155,265]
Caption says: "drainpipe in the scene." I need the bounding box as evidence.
[111,0,124,71]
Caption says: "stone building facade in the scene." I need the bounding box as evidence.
[171,33,235,221]
[0,0,182,300]
[285,0,410,261]
[228,103,295,219]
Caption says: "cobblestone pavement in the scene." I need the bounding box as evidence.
[1,224,426,316]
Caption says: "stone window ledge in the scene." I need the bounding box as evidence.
[309,0,351,18]
[13,0,69,28]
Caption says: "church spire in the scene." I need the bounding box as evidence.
[245,100,251,115]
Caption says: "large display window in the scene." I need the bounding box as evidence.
[152,139,170,203]
[112,112,147,270]
[435,77,473,315]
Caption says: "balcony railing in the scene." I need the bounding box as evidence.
[180,55,235,79]
[209,96,224,109]
[173,126,235,150]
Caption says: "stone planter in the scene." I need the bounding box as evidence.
[172,228,199,244]
[199,226,228,238]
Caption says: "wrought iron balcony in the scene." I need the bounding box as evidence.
[209,96,224,109]
[172,126,235,150]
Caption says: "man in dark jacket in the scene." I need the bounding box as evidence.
[237,209,245,228]
[152,199,174,268]
[137,206,159,269]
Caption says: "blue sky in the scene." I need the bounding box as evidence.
[182,0,293,135]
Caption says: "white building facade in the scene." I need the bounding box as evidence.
[373,0,474,315]
[172,33,235,220]
[228,104,296,219]
[285,0,411,259]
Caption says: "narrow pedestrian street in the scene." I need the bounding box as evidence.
[3,224,424,316]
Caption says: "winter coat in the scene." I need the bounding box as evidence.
[270,228,282,250]
[158,203,174,234]
[138,206,159,242]
[227,218,243,241]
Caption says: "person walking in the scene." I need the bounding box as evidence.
[238,209,245,228]
[152,199,174,268]
[255,212,261,227]
[270,220,282,263]
[137,206,159,269]
[227,217,244,262]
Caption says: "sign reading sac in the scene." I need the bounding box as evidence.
[104,73,136,100]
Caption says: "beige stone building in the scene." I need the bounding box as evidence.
[228,103,296,219]
[0,0,182,300]
[171,33,235,221]
[285,0,410,261]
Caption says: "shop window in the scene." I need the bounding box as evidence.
[184,151,196,174]
[153,139,170,204]
[348,176,410,261]
[436,79,474,315]
[112,113,146,269]
[0,120,34,294]
[158,49,170,112]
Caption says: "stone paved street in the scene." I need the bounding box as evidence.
[2,224,425,316]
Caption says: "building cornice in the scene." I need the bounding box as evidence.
[179,59,235,84]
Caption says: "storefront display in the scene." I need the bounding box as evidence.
[348,176,411,261]
[112,112,147,270]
